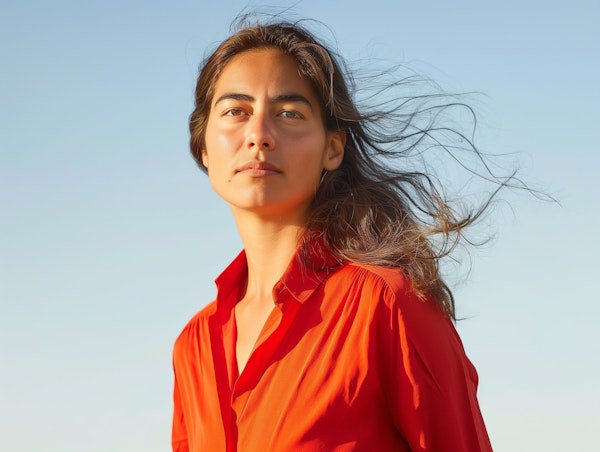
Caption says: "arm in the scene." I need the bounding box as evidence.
[382,285,493,451]
[172,372,189,452]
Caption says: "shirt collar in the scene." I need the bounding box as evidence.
[214,236,343,308]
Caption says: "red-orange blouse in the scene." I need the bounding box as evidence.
[172,241,492,451]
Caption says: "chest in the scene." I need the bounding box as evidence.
[234,300,276,374]
[194,293,403,450]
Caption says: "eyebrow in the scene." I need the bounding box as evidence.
[213,93,314,110]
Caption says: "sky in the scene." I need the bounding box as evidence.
[1,0,599,451]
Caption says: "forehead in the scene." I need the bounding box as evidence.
[212,47,317,101]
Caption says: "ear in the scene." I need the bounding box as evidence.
[201,148,209,169]
[323,130,346,171]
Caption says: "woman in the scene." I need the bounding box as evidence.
[173,17,494,451]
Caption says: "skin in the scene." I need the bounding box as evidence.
[201,48,345,373]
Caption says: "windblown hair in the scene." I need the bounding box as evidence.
[189,17,516,320]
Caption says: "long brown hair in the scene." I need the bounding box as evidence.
[189,17,518,320]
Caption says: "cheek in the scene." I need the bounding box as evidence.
[205,123,242,158]
[292,135,329,167]
[203,130,233,172]
[206,158,232,196]
[286,139,329,193]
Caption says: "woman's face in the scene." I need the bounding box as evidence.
[202,47,345,222]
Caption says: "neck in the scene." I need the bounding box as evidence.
[231,207,306,304]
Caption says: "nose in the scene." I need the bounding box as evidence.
[245,112,275,151]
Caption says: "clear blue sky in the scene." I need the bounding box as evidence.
[1,1,598,451]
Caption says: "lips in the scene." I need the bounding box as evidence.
[236,161,282,177]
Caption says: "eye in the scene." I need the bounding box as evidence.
[279,110,303,119]
[223,108,247,117]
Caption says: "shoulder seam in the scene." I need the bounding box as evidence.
[345,262,411,297]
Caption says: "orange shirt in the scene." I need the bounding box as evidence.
[172,241,492,451]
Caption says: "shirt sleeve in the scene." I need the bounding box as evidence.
[172,370,189,452]
[381,283,493,451]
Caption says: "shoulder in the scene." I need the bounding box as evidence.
[338,264,470,372]
[173,301,217,359]
[347,263,412,293]
[331,262,449,325]
[179,300,218,333]
[334,262,418,303]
